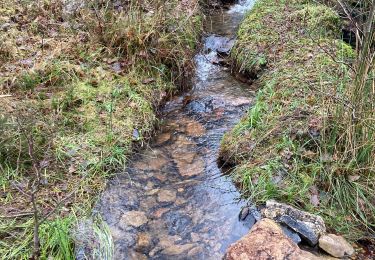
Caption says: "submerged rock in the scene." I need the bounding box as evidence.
[120,211,148,228]
[224,218,322,260]
[263,200,326,246]
[157,189,177,203]
[319,234,354,258]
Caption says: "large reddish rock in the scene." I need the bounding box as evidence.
[224,219,323,260]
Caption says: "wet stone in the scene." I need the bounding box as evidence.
[109,225,124,241]
[155,132,172,145]
[161,243,195,256]
[164,211,193,236]
[190,232,201,242]
[127,250,147,260]
[140,196,157,210]
[157,189,177,203]
[136,233,152,251]
[187,246,204,257]
[178,159,205,177]
[115,233,137,249]
[153,207,170,218]
[185,120,206,137]
[120,211,148,228]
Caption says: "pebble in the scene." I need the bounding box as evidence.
[120,211,148,228]
[319,234,354,258]
[136,233,152,251]
[157,189,177,202]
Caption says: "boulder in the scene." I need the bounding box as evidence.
[319,234,354,258]
[262,200,326,246]
[224,218,323,260]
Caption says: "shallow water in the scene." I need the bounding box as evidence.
[96,1,256,259]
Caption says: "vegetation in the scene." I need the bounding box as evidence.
[0,0,202,258]
[221,0,374,241]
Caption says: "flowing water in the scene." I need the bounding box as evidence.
[96,1,256,259]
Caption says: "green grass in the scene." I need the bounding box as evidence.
[0,0,203,257]
[221,0,374,241]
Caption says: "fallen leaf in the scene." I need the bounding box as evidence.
[142,78,155,84]
[348,175,360,182]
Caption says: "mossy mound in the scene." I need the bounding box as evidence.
[221,0,374,240]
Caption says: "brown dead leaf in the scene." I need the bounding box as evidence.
[142,78,155,84]
[348,175,360,182]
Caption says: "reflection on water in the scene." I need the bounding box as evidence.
[96,1,255,259]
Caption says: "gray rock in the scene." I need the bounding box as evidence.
[280,224,302,245]
[319,234,355,258]
[217,39,235,57]
[262,200,326,246]
[279,215,317,246]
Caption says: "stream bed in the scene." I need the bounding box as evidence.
[96,1,256,259]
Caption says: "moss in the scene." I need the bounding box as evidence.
[291,4,342,37]
[222,0,374,240]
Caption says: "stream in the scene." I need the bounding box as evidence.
[96,1,256,259]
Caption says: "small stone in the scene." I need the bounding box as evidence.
[319,234,354,258]
[108,225,124,241]
[191,232,201,242]
[177,158,205,177]
[162,243,194,255]
[187,246,204,257]
[153,207,169,218]
[175,196,186,205]
[157,189,177,202]
[155,132,172,145]
[185,121,206,137]
[239,207,250,221]
[120,211,148,227]
[136,233,152,251]
[149,246,162,257]
[145,188,159,196]
[127,251,147,260]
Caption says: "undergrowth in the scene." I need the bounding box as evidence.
[0,0,202,258]
[221,0,374,241]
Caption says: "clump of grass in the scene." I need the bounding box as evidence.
[0,0,203,257]
[221,0,374,240]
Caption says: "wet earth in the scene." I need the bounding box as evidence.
[96,1,256,259]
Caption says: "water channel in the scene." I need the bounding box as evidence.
[96,1,256,258]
